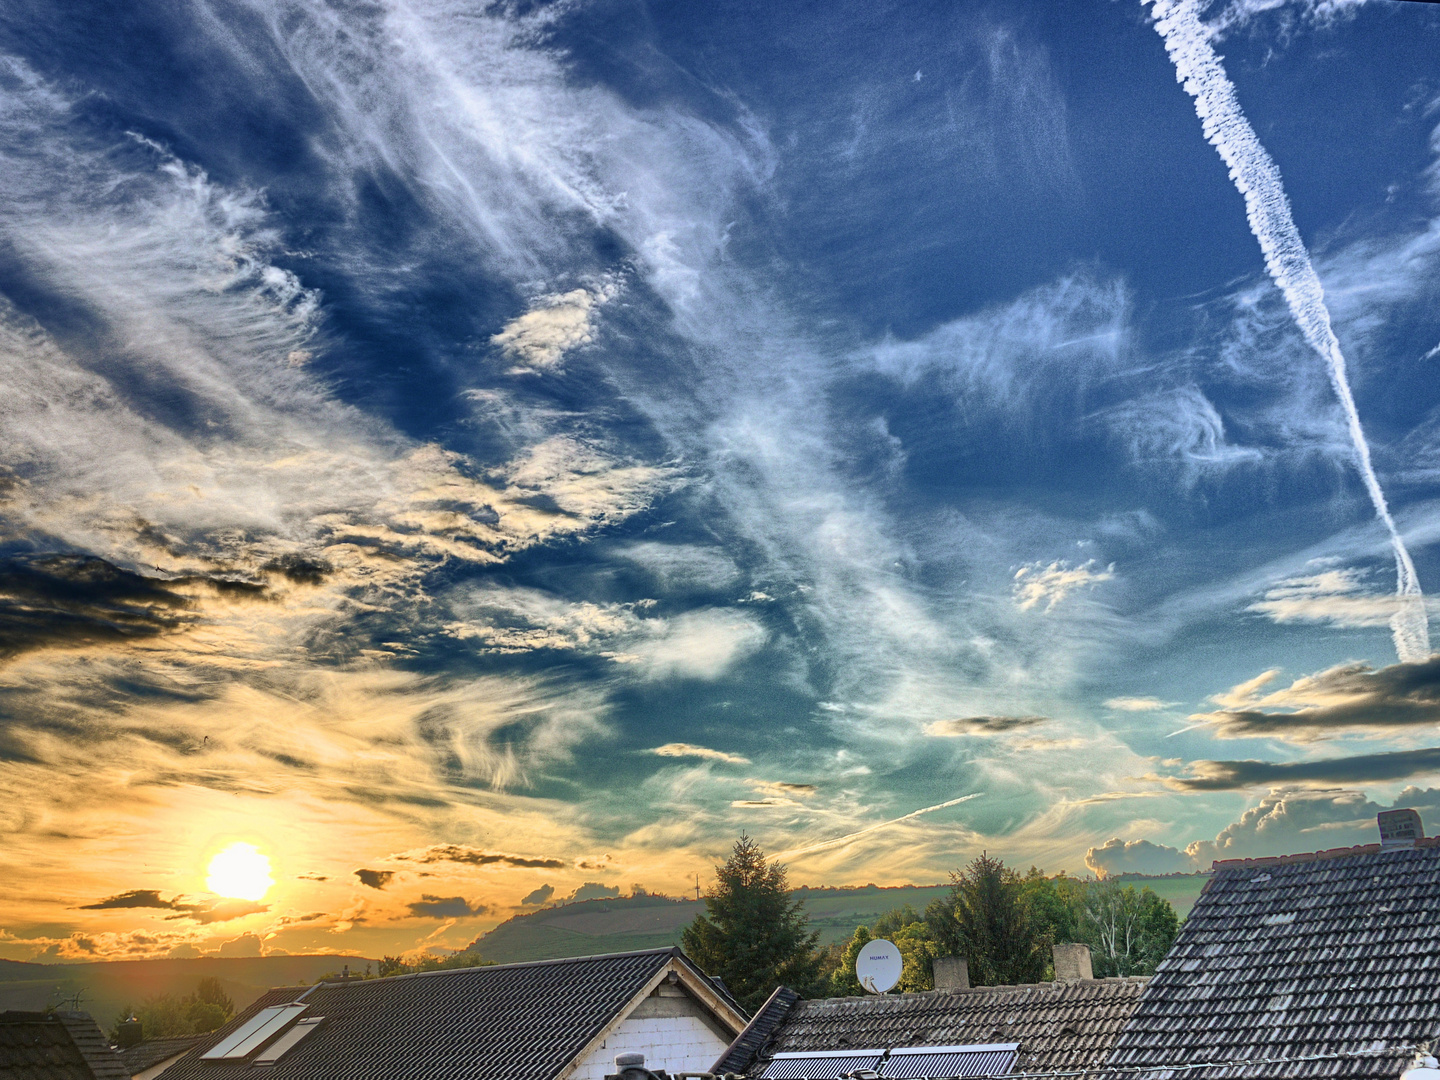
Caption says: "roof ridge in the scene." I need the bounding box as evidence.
[1211,834,1440,870]
[343,946,682,983]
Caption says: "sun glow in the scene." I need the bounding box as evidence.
[206,842,274,901]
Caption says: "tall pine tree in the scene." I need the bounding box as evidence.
[928,853,1047,986]
[682,835,825,1010]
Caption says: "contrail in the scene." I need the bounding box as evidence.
[1146,0,1430,663]
[774,793,984,861]
[1423,342,1440,362]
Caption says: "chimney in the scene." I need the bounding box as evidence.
[1052,943,1093,982]
[1379,809,1425,851]
[115,1016,143,1049]
[933,957,969,991]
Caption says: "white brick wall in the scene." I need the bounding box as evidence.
[570,1014,729,1080]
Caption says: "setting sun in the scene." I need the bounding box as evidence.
[206,842,274,901]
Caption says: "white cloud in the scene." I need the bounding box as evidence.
[1250,568,1403,628]
[649,743,751,765]
[620,609,768,681]
[1105,697,1174,712]
[491,281,619,371]
[1013,559,1114,612]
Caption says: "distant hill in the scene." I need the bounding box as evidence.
[468,884,954,964]
[467,875,1208,966]
[0,954,374,1032]
[1109,872,1207,917]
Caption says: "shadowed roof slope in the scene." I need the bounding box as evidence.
[160,948,740,1080]
[115,1036,202,1077]
[724,978,1147,1077]
[1104,841,1440,1078]
[0,1011,129,1080]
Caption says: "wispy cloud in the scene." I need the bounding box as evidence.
[1013,559,1114,612]
[1147,0,1429,661]
[649,743,751,765]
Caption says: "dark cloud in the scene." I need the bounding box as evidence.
[354,869,394,890]
[79,889,174,910]
[169,899,271,924]
[1164,747,1440,791]
[405,894,490,918]
[772,782,817,793]
[398,845,566,869]
[0,553,269,658]
[0,554,191,657]
[262,554,333,586]
[520,883,554,906]
[926,715,1048,736]
[568,882,620,902]
[297,874,329,881]
[1195,657,1440,741]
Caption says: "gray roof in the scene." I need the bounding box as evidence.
[724,977,1148,1076]
[1103,840,1440,1078]
[0,1011,129,1080]
[115,1037,201,1077]
[160,948,741,1080]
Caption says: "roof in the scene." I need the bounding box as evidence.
[725,978,1149,1076]
[160,947,744,1080]
[0,1011,129,1080]
[1103,841,1440,1078]
[115,1037,201,1077]
[713,987,799,1074]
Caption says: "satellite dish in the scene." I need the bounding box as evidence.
[855,938,902,994]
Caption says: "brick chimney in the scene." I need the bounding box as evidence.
[1052,943,1093,982]
[932,957,969,990]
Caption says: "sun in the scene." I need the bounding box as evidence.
[206,842,274,901]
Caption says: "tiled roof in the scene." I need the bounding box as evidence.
[1103,842,1440,1078]
[161,948,738,1080]
[115,1036,202,1076]
[712,987,799,1074]
[0,1011,129,1080]
[729,978,1148,1076]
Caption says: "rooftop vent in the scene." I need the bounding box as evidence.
[1052,943,1093,982]
[932,957,969,991]
[1379,808,1425,851]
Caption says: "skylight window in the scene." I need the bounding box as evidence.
[201,1004,308,1060]
[252,1016,324,1065]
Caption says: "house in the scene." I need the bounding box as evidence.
[715,944,1149,1077]
[159,947,748,1080]
[115,1037,201,1080]
[1102,809,1440,1079]
[0,1010,129,1080]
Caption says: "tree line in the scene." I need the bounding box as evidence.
[684,837,1181,1012]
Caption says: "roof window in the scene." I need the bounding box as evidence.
[200,1004,308,1060]
[252,1016,324,1065]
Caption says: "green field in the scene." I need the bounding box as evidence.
[469,875,1209,966]
[468,884,956,964]
[0,955,373,1032]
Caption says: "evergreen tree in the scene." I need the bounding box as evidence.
[932,853,1047,986]
[682,835,825,1010]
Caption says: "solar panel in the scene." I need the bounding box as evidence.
[200,1004,308,1060]
[879,1043,1019,1079]
[761,1050,886,1079]
[252,1016,324,1065]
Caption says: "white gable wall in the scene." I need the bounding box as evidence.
[569,986,733,1080]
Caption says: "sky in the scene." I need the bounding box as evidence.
[2,0,1440,963]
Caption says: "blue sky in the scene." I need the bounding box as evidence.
[2,0,1440,960]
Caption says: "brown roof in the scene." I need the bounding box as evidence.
[727,978,1149,1076]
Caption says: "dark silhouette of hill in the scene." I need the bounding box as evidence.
[0,954,374,1031]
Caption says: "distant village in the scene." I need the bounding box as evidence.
[6,808,1440,1080]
